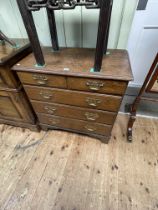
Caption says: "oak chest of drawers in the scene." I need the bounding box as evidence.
[0,39,38,130]
[13,48,133,143]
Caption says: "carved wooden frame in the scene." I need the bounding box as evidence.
[16,0,113,72]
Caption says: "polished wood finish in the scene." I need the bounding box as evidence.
[17,72,67,88]
[127,53,158,141]
[13,48,133,81]
[24,85,122,112]
[37,113,112,136]
[13,48,133,142]
[0,39,37,130]
[67,77,127,95]
[31,100,116,124]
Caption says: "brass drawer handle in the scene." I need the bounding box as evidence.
[32,74,48,85]
[85,125,96,132]
[40,91,52,100]
[49,119,60,125]
[86,81,104,91]
[86,97,101,107]
[44,106,56,114]
[85,112,99,121]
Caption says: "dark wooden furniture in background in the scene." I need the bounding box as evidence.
[127,53,158,141]
[13,0,133,143]
[0,38,38,130]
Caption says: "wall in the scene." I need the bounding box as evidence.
[0,0,138,49]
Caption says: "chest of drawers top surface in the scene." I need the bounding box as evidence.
[12,48,133,82]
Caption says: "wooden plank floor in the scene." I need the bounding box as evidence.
[0,114,158,210]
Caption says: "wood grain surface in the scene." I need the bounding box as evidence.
[13,49,133,81]
[0,113,158,210]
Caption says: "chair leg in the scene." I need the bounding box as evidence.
[16,0,45,66]
[46,9,59,51]
[127,109,136,142]
[94,0,113,72]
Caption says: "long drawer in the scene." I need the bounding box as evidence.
[17,72,67,88]
[24,85,122,112]
[67,77,127,95]
[31,100,116,124]
[37,113,112,136]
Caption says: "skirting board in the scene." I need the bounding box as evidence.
[120,85,158,118]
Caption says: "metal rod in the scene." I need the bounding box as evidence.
[46,8,59,51]
[94,0,113,72]
[16,0,45,66]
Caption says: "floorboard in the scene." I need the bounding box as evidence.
[0,114,158,210]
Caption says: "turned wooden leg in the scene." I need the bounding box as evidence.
[127,114,136,142]
[16,0,45,66]
[94,0,113,72]
[46,9,59,51]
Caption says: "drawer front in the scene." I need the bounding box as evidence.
[0,91,21,119]
[17,72,67,88]
[37,114,112,136]
[31,100,116,124]
[67,77,127,95]
[24,86,122,112]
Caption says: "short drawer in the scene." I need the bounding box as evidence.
[37,114,112,136]
[67,77,127,95]
[31,100,116,124]
[17,72,67,88]
[24,86,122,112]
